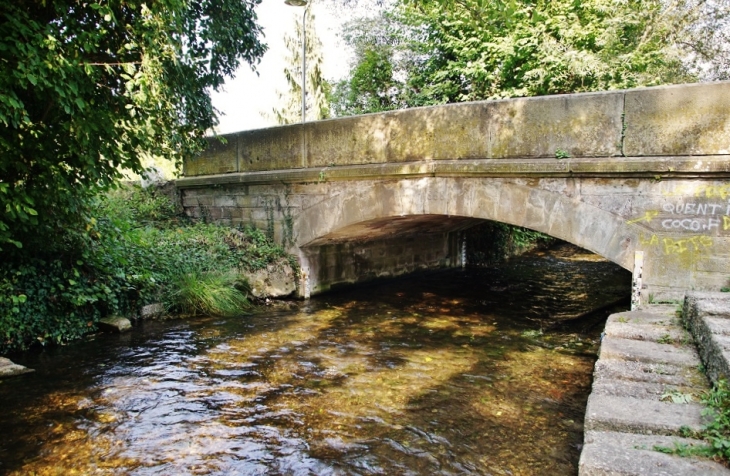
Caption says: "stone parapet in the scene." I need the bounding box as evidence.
[184,82,730,177]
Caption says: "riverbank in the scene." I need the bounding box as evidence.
[0,182,297,354]
[579,299,730,474]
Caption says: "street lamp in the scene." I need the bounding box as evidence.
[285,0,308,123]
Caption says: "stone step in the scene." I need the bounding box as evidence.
[593,359,706,387]
[579,303,730,475]
[607,309,679,326]
[579,431,727,476]
[599,336,700,368]
[591,377,703,402]
[584,394,708,435]
[604,312,688,344]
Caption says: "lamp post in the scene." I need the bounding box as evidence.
[285,0,308,123]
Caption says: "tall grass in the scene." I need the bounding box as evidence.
[164,271,252,317]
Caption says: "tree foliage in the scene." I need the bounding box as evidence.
[330,12,407,115]
[333,0,730,115]
[0,0,265,251]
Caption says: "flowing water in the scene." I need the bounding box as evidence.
[0,244,630,476]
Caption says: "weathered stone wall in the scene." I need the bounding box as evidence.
[179,175,730,299]
[185,81,730,176]
[178,82,730,299]
[302,234,462,295]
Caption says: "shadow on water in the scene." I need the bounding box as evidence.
[0,243,630,475]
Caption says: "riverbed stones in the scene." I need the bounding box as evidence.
[98,316,132,333]
[579,304,729,475]
[0,357,33,378]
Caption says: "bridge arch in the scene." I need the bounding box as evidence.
[178,81,730,301]
[295,177,635,295]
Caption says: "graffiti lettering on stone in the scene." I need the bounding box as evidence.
[663,184,730,200]
[640,233,714,255]
[628,184,730,255]
[626,211,659,225]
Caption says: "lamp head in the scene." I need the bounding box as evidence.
[285,0,308,6]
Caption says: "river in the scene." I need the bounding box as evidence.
[0,243,630,475]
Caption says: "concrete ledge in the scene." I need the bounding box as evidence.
[177,155,730,188]
[580,306,722,475]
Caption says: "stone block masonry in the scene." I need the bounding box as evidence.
[185,82,730,176]
[178,82,730,299]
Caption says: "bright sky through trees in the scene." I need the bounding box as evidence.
[210,1,357,133]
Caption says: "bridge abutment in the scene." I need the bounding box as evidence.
[300,231,464,296]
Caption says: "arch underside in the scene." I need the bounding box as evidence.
[296,177,636,294]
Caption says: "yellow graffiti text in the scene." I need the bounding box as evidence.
[627,210,659,225]
[639,233,660,246]
[662,184,730,199]
[662,235,713,255]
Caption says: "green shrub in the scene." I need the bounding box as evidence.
[0,183,294,353]
[653,379,730,462]
[701,379,730,460]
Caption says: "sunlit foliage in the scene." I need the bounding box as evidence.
[0,0,265,251]
[332,0,730,114]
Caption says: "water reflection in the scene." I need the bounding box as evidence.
[0,244,629,475]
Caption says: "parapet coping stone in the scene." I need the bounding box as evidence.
[579,304,729,475]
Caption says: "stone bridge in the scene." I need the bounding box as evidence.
[177,82,730,301]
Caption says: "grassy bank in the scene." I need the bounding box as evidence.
[0,183,295,354]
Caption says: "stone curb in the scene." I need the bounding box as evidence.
[684,292,730,384]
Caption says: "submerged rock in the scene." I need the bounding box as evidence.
[0,357,34,378]
[98,316,132,333]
